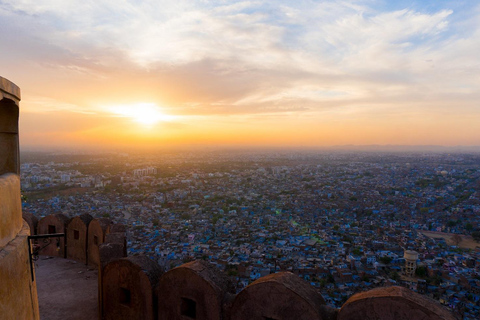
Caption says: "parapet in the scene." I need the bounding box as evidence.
[338,286,455,320]
[0,174,22,248]
[88,218,113,266]
[231,272,327,320]
[25,213,456,320]
[0,77,39,319]
[22,212,38,235]
[156,260,234,320]
[66,214,93,263]
[0,76,21,104]
[37,213,69,257]
[102,256,164,320]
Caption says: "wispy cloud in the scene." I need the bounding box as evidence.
[1,0,480,146]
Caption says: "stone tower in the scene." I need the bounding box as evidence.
[0,76,40,319]
[404,250,418,277]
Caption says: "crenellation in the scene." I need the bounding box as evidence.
[26,212,457,320]
[66,213,93,264]
[88,218,113,267]
[37,213,69,257]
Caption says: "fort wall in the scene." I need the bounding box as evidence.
[37,213,68,257]
[66,214,93,264]
[88,218,112,267]
[29,211,456,320]
[0,77,40,320]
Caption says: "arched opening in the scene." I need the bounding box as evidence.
[0,98,19,175]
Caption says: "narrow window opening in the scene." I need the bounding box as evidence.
[48,225,56,234]
[93,235,98,245]
[181,297,196,319]
[74,230,79,240]
[119,287,131,306]
[264,317,278,320]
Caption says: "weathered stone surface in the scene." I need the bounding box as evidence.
[88,218,112,267]
[0,221,40,320]
[102,256,163,320]
[22,212,38,236]
[66,214,93,264]
[338,286,455,320]
[37,214,69,257]
[156,260,234,320]
[0,77,39,320]
[98,241,127,320]
[0,174,22,248]
[230,272,326,320]
[110,223,126,233]
[36,257,98,320]
[99,242,126,268]
[0,76,21,102]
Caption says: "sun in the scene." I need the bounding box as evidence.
[106,103,176,126]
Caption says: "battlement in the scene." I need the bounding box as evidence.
[26,213,456,320]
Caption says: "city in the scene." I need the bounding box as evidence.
[20,150,480,318]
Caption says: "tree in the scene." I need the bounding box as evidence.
[472,231,480,241]
[180,213,191,220]
[452,234,462,246]
[327,274,335,283]
[390,271,400,281]
[352,247,361,256]
[465,223,473,232]
[415,266,427,278]
[379,256,392,264]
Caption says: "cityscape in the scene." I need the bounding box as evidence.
[21,149,480,318]
[2,0,480,319]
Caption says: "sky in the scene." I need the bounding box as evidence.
[1,0,479,150]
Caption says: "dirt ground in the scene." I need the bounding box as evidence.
[35,256,98,320]
[419,230,480,249]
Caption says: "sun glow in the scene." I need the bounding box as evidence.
[106,103,176,126]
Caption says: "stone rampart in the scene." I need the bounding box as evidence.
[26,213,457,320]
[0,174,23,248]
[99,251,455,320]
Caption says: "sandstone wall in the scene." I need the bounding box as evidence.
[37,213,68,257]
[0,174,22,248]
[100,250,455,320]
[0,77,40,320]
[27,212,457,320]
[88,218,112,267]
[102,256,163,320]
[66,214,92,264]
[0,220,40,320]
[156,260,234,320]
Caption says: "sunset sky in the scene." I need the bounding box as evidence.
[1,0,479,150]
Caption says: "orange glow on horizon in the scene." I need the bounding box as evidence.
[103,103,178,126]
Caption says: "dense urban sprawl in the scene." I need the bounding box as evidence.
[20,150,480,319]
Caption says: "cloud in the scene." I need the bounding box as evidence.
[1,0,480,147]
